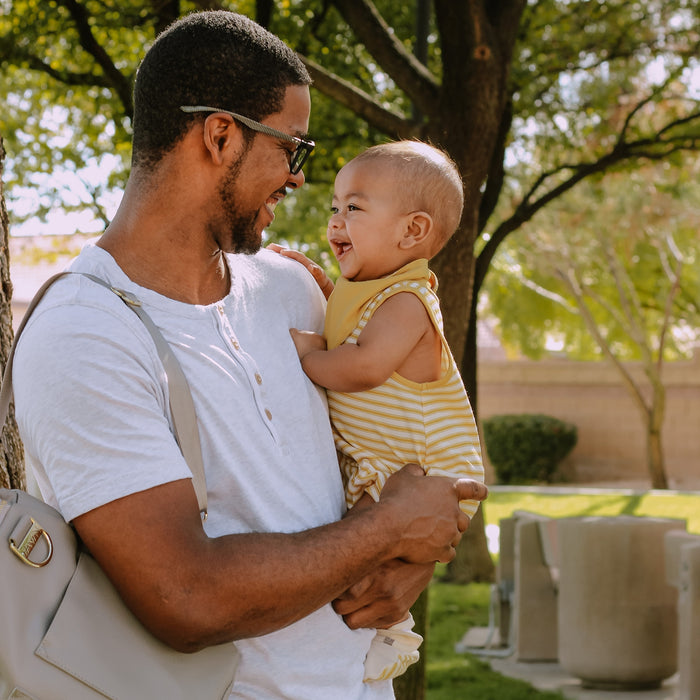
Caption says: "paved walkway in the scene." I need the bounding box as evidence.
[458,626,679,699]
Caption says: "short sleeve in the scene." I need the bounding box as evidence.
[13,288,192,521]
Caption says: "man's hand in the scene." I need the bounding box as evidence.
[266,243,335,299]
[376,464,488,564]
[335,471,486,629]
[289,328,327,360]
[332,559,434,630]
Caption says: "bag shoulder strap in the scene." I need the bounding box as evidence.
[0,271,208,517]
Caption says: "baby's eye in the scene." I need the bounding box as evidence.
[347,204,359,211]
[330,206,339,214]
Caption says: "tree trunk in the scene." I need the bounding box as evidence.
[392,588,428,700]
[648,427,667,490]
[442,506,494,584]
[0,134,24,491]
[429,198,495,586]
[422,1,521,586]
[152,0,180,36]
[255,0,274,28]
[446,294,496,583]
[648,383,668,489]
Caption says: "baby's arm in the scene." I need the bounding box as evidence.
[290,328,327,357]
[291,292,433,393]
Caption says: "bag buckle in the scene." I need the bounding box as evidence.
[9,516,53,568]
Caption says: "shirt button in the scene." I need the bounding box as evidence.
[265,409,272,420]
[231,338,240,349]
[255,373,263,385]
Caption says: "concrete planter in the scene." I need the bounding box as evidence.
[557,516,685,690]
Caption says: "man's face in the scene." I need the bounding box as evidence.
[211,84,312,254]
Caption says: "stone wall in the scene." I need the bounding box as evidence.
[477,352,700,488]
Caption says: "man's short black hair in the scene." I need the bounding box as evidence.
[132,11,311,168]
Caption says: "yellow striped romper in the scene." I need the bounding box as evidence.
[324,259,484,518]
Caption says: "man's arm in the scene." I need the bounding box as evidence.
[292,292,432,392]
[73,465,486,653]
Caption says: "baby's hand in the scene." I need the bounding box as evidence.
[289,328,327,360]
[266,244,334,300]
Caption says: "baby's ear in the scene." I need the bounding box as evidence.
[400,211,434,250]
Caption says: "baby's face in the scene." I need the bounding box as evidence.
[327,161,416,281]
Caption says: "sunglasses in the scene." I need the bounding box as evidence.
[180,105,315,175]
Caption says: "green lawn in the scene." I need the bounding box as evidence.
[425,487,700,699]
[426,581,567,700]
[483,487,700,533]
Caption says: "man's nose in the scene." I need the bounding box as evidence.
[286,168,305,189]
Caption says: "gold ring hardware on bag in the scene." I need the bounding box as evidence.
[9,516,53,567]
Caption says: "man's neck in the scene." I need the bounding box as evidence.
[98,169,232,305]
[97,226,231,306]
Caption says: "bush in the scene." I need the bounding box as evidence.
[482,413,577,485]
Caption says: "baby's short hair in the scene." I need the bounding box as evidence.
[352,140,464,255]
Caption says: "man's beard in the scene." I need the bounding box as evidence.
[215,152,262,255]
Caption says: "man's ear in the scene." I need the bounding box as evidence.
[399,211,434,250]
[202,114,243,165]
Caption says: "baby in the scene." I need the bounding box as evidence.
[288,140,485,683]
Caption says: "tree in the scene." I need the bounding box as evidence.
[483,161,700,489]
[0,133,25,490]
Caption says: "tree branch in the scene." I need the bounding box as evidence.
[8,48,113,89]
[556,265,651,417]
[656,236,684,374]
[597,232,650,359]
[475,109,700,296]
[58,0,134,117]
[488,0,528,61]
[189,0,225,9]
[478,96,512,231]
[301,56,419,139]
[329,0,439,113]
[78,177,111,228]
[508,259,578,313]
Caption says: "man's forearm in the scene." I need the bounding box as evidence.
[175,504,406,648]
[75,468,482,652]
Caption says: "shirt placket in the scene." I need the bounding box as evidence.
[214,303,279,442]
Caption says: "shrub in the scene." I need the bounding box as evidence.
[482,413,577,485]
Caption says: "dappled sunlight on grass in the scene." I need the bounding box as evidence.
[483,490,700,533]
[428,655,483,674]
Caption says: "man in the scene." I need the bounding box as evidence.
[12,11,486,699]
